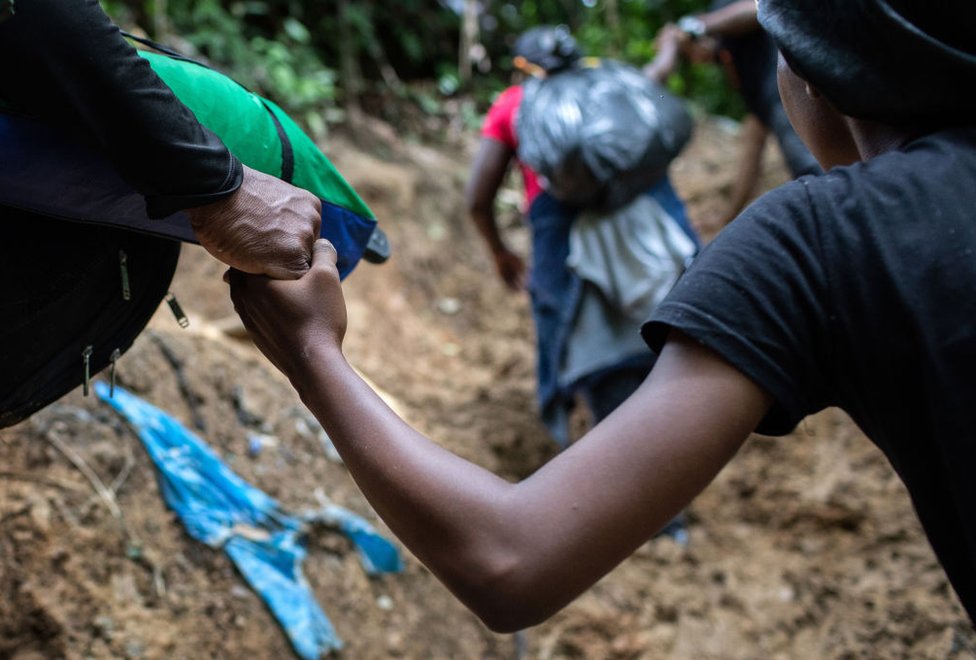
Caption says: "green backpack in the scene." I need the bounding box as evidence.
[0,40,386,428]
[141,49,376,232]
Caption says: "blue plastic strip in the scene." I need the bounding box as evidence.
[224,535,341,660]
[95,382,362,658]
[301,505,404,576]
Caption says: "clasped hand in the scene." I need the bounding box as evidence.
[228,239,347,382]
[188,165,322,280]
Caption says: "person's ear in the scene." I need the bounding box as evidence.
[805,83,820,99]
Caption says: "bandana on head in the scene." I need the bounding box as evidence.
[757,0,976,125]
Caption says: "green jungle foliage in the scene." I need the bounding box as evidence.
[101,0,744,137]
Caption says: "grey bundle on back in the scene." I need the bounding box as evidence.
[516,60,692,214]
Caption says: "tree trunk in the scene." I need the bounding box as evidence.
[337,0,363,121]
[458,0,479,85]
[605,0,622,57]
[362,0,404,94]
[152,0,169,42]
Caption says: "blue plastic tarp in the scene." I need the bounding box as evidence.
[96,382,402,659]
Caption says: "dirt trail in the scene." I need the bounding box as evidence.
[1,119,974,659]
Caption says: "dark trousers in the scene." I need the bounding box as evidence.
[576,360,654,424]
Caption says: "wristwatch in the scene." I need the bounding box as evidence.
[678,15,707,39]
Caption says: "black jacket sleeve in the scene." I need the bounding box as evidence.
[0,0,243,218]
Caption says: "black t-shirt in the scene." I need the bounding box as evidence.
[0,0,242,217]
[643,127,976,621]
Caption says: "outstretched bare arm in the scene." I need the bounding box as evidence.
[229,240,772,632]
[695,0,760,38]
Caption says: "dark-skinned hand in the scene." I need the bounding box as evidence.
[188,164,322,280]
[228,239,346,382]
[492,246,527,292]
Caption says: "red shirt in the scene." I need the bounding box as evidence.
[480,85,543,207]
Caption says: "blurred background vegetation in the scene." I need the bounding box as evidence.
[101,0,743,139]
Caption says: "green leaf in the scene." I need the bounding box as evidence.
[283,17,310,44]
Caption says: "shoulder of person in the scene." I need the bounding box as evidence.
[491,85,524,107]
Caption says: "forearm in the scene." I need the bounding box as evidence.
[290,343,535,628]
[698,0,759,37]
[643,41,680,84]
[0,0,242,217]
[291,343,666,632]
[466,138,516,257]
[285,335,765,631]
[469,206,508,255]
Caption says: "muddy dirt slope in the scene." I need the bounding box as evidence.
[1,119,973,659]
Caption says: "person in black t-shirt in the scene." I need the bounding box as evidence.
[655,0,821,227]
[228,0,976,633]
[0,0,321,279]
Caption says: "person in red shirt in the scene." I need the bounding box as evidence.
[465,27,696,542]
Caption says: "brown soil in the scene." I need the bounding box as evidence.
[2,118,974,659]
